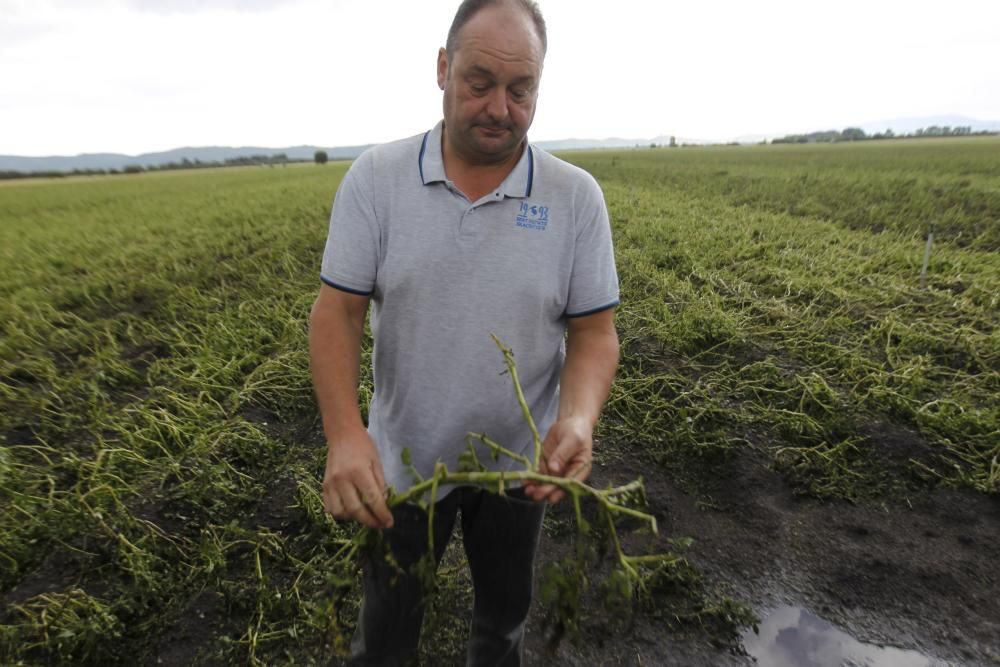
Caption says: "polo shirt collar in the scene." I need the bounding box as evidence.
[418,119,534,199]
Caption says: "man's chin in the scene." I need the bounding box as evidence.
[472,131,523,156]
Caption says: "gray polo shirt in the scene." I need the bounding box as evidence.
[321,120,619,496]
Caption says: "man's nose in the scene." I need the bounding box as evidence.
[485,87,509,122]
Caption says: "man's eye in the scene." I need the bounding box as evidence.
[510,88,528,100]
[471,84,489,94]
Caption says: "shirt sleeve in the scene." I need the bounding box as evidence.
[320,150,380,295]
[566,176,620,317]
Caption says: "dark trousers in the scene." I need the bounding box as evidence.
[348,486,546,667]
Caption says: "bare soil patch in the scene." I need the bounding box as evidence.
[522,434,1000,666]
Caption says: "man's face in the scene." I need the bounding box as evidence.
[437,5,543,166]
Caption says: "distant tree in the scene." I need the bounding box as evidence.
[841,127,867,141]
[669,135,677,147]
[123,165,144,174]
[314,150,329,165]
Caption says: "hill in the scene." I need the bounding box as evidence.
[3,115,998,173]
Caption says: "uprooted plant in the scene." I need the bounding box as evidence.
[339,334,695,650]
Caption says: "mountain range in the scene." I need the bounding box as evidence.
[2,115,997,174]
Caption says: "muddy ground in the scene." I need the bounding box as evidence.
[14,396,985,666]
[9,402,982,666]
[512,433,1000,667]
[233,409,999,667]
[13,403,989,667]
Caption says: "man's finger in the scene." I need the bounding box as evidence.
[348,468,393,529]
[538,427,560,472]
[528,460,568,501]
[534,458,592,503]
[369,459,388,492]
[524,464,556,499]
[338,481,382,529]
[359,482,394,529]
[323,486,345,518]
[545,435,583,476]
[528,475,562,502]
[521,480,545,502]
[523,480,552,502]
[565,459,592,483]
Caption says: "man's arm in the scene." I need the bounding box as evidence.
[309,284,393,529]
[523,307,620,503]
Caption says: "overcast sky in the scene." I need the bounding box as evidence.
[2,0,999,156]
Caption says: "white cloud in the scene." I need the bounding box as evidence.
[125,0,304,14]
[1,0,998,154]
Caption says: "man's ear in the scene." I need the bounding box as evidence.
[437,47,448,90]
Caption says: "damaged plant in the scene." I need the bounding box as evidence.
[340,334,690,650]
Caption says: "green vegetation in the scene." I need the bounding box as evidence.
[576,137,999,498]
[2,137,998,664]
[1,165,359,664]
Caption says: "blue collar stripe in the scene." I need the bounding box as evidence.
[525,146,534,197]
[418,129,532,196]
[418,131,429,183]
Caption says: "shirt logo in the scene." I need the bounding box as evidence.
[515,202,549,231]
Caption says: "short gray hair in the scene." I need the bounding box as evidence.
[445,0,547,60]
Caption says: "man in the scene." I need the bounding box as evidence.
[308,0,619,664]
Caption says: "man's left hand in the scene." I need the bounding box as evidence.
[523,415,593,504]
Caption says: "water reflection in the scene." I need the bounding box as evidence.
[742,605,934,667]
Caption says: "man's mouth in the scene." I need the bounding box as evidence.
[478,126,509,136]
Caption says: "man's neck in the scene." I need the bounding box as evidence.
[441,131,525,202]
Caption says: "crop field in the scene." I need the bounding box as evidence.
[1,137,998,665]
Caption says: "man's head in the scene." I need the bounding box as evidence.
[437,0,547,166]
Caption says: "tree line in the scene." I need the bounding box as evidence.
[771,125,995,144]
[0,153,307,180]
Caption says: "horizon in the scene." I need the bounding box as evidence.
[3,0,1000,157]
[5,113,999,161]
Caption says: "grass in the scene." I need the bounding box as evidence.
[2,137,998,664]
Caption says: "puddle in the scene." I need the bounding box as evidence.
[742,605,936,667]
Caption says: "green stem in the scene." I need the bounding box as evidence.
[599,479,644,498]
[427,462,442,555]
[387,467,658,534]
[624,554,685,565]
[490,333,543,468]
[466,432,533,469]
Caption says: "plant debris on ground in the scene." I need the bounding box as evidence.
[1,138,998,665]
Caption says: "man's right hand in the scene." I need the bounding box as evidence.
[322,426,394,530]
